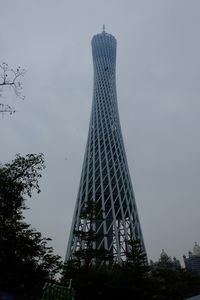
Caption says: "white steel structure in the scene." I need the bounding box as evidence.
[66,28,146,262]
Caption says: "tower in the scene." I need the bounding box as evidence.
[66,28,146,262]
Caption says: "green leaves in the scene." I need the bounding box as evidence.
[125,239,147,268]
[3,153,45,197]
[72,200,111,267]
[80,200,103,221]
[0,154,61,299]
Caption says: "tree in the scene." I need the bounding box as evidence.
[72,200,111,267]
[0,154,62,300]
[62,233,200,300]
[0,62,25,114]
[62,200,112,299]
[149,267,200,300]
[126,239,147,268]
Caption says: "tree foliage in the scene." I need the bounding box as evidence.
[0,154,62,300]
[126,239,147,268]
[62,199,149,299]
[73,200,111,267]
[62,233,200,300]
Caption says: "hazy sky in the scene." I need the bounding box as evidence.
[0,0,200,264]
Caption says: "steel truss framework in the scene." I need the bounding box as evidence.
[66,29,146,262]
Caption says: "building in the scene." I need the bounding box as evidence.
[183,242,200,274]
[150,249,181,270]
[65,27,146,263]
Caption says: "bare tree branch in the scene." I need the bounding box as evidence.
[0,103,15,115]
[0,62,26,99]
[0,62,26,115]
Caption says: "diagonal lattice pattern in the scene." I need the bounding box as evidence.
[66,29,146,262]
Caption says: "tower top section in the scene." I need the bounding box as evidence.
[91,28,117,64]
[91,26,116,42]
[91,28,116,43]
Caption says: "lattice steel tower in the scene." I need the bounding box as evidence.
[66,27,146,262]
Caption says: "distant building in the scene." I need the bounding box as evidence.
[183,242,200,274]
[150,249,181,270]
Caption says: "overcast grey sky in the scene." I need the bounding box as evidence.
[0,0,200,263]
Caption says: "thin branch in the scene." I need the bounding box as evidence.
[0,62,26,100]
[0,103,15,115]
[0,62,26,115]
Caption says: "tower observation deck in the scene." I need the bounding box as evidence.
[66,28,146,262]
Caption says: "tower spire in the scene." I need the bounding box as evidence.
[103,24,105,32]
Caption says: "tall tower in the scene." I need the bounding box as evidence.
[66,28,146,262]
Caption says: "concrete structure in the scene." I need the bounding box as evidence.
[65,28,146,262]
[183,243,200,274]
